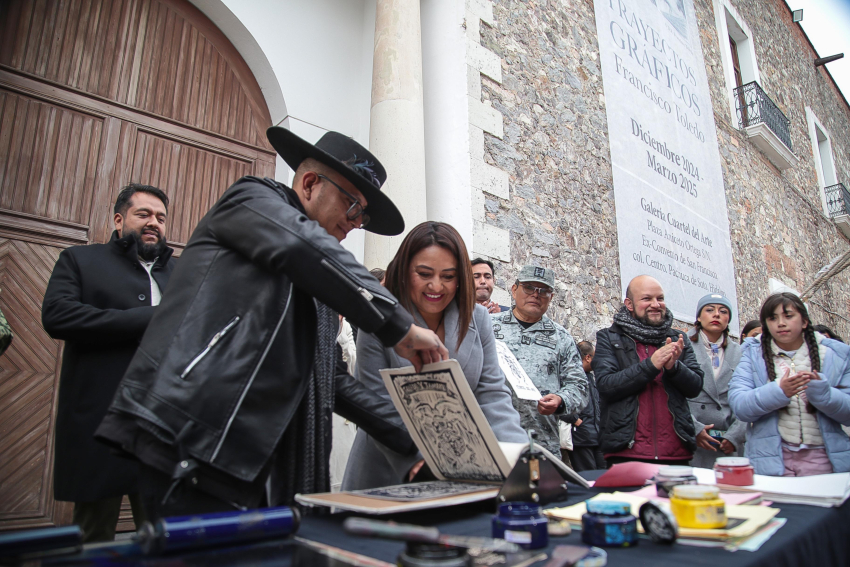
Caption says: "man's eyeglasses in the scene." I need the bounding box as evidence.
[317,174,370,229]
[519,283,553,298]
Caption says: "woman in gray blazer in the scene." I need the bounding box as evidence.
[342,222,526,490]
[688,294,745,468]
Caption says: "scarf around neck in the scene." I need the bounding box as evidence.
[613,305,673,346]
[273,300,337,508]
[700,330,725,377]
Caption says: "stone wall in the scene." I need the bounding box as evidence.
[476,0,850,341]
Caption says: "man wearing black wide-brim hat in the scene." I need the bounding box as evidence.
[96,128,448,518]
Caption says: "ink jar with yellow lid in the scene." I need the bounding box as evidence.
[669,485,726,529]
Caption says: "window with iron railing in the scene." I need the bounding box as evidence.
[733,81,792,152]
[825,183,850,218]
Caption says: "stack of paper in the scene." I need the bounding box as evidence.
[715,472,850,507]
[674,518,788,552]
[297,482,501,514]
[690,467,850,507]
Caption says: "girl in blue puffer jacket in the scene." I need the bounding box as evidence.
[729,293,850,476]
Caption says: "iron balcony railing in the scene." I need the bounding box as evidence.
[733,81,793,152]
[825,183,850,218]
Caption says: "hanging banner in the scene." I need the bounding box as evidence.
[594,0,739,331]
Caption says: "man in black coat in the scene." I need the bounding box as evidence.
[96,129,448,520]
[42,184,174,542]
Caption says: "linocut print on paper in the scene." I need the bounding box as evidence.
[381,361,509,483]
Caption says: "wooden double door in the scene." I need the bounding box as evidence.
[0,0,277,531]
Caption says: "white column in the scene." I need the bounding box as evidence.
[364,0,428,270]
[420,0,473,248]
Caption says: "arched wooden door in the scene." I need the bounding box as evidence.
[0,0,277,530]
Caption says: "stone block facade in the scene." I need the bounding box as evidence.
[471,0,850,341]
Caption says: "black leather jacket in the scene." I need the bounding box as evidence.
[592,324,703,454]
[97,177,415,504]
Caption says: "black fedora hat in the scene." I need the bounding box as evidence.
[266,127,404,236]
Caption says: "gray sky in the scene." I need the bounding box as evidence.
[791,0,850,101]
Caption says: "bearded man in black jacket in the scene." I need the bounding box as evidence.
[96,128,447,519]
[42,184,174,542]
[592,275,703,466]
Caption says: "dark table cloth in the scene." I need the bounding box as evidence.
[298,470,850,567]
[29,471,850,567]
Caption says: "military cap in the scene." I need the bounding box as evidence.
[517,265,555,289]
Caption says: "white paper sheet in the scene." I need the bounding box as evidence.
[689,467,850,507]
[494,340,542,401]
[743,472,850,499]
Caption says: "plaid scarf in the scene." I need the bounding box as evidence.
[612,305,673,346]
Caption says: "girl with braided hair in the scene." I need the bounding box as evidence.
[729,293,850,476]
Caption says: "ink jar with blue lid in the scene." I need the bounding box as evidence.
[491,502,548,549]
[581,500,638,547]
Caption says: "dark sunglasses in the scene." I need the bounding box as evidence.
[317,175,370,229]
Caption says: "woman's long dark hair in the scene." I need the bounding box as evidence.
[384,222,475,349]
[741,320,762,338]
[813,324,844,343]
[759,293,820,412]
[691,305,730,348]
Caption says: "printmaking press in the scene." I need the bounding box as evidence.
[297,360,588,514]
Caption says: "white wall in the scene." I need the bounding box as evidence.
[216,0,377,260]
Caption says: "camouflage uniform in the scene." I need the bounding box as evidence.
[492,309,588,456]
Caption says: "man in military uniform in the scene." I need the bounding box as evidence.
[491,265,588,458]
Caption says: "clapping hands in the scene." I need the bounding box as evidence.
[649,335,685,370]
[778,368,819,398]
